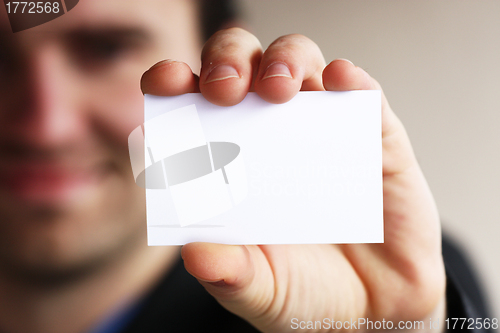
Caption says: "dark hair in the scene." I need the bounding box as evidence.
[199,0,239,41]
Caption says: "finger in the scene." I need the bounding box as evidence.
[254,34,326,104]
[199,27,262,106]
[322,59,416,175]
[140,60,199,96]
[181,243,276,328]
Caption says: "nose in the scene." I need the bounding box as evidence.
[7,44,86,151]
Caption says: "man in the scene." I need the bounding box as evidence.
[0,1,491,332]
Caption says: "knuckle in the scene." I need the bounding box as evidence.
[268,33,315,49]
[265,34,324,68]
[220,26,252,37]
[203,27,261,59]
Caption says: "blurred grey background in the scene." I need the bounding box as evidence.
[240,0,500,317]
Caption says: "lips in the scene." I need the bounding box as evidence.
[0,161,109,205]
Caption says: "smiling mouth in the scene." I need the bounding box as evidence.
[0,161,113,205]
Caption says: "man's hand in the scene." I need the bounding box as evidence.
[141,28,446,332]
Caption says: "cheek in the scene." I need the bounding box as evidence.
[86,70,146,150]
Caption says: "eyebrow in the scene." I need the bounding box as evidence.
[0,26,155,64]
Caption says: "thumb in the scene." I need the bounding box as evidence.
[181,243,277,327]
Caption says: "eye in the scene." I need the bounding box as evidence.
[69,36,130,67]
[65,28,151,72]
[89,39,129,60]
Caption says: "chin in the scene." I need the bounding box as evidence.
[0,179,147,282]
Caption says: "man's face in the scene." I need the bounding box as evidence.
[0,0,201,276]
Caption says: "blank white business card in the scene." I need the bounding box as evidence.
[138,91,382,245]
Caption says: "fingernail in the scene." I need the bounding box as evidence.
[207,279,227,287]
[262,62,292,80]
[149,59,178,70]
[205,65,240,83]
